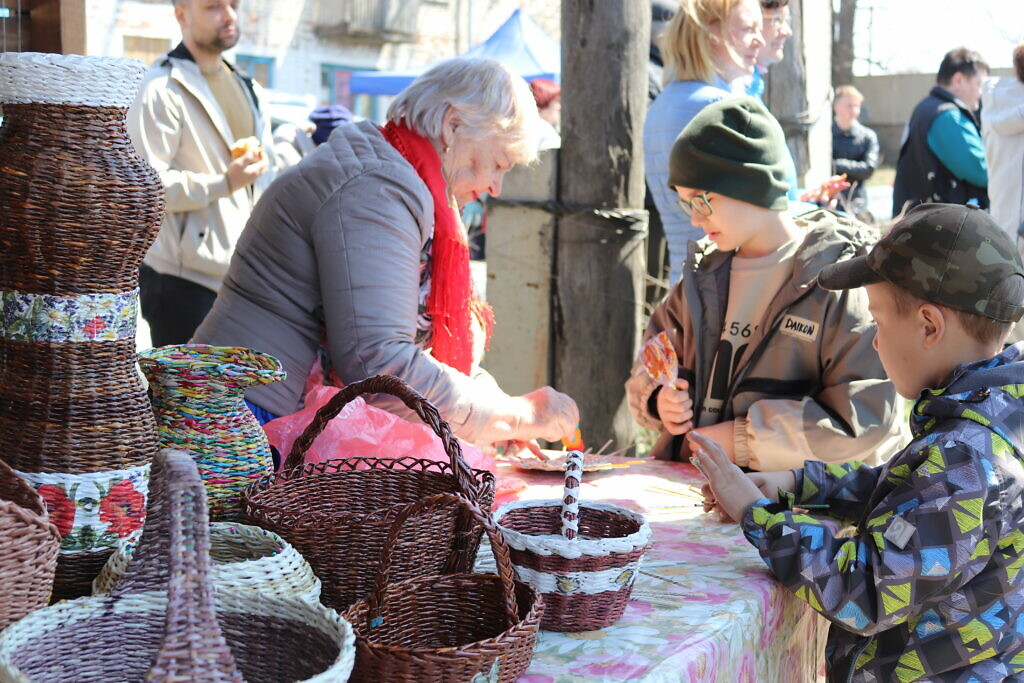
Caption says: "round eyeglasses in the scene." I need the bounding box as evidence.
[676,192,713,218]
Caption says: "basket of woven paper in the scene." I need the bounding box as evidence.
[343,493,543,682]
[139,344,286,521]
[0,458,61,630]
[0,450,354,683]
[243,374,496,610]
[494,450,652,632]
[93,521,321,603]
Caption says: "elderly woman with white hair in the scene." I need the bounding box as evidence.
[194,58,578,454]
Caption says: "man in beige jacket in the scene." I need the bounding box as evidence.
[128,0,275,346]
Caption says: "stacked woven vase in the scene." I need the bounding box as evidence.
[0,53,164,598]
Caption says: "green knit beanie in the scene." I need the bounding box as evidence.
[667,96,790,211]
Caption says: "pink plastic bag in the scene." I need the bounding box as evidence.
[262,385,494,474]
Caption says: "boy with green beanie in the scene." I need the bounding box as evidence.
[626,96,905,468]
[692,203,1024,681]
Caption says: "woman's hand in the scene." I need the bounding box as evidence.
[689,431,764,523]
[480,387,578,446]
[656,379,693,435]
[499,439,549,461]
[516,387,579,442]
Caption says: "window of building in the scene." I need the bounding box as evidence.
[320,64,381,121]
[122,36,173,66]
[236,54,275,88]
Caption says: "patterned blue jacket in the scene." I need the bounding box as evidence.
[742,343,1024,681]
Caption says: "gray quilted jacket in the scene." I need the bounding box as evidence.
[194,120,502,441]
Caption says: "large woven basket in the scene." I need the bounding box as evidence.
[343,493,543,682]
[0,53,164,599]
[0,458,61,630]
[243,374,496,610]
[139,344,286,521]
[494,451,652,632]
[0,450,354,682]
[93,521,322,603]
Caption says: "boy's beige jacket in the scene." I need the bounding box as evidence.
[626,210,908,469]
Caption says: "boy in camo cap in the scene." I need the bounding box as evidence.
[692,203,1024,681]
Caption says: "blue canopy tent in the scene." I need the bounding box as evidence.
[348,9,560,96]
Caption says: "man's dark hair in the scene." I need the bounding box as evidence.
[1014,44,1024,84]
[761,0,790,8]
[936,48,989,86]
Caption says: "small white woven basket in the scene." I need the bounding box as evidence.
[93,521,322,604]
[0,52,146,107]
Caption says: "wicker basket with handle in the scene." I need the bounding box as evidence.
[0,458,60,630]
[243,374,496,610]
[494,450,652,632]
[0,449,355,682]
[343,493,543,682]
[92,520,322,604]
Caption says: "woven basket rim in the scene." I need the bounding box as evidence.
[346,573,542,653]
[114,521,289,561]
[138,344,284,375]
[0,52,145,71]
[0,459,53,521]
[0,53,147,108]
[92,522,323,601]
[0,499,62,543]
[494,500,652,557]
[0,590,355,676]
[243,456,496,523]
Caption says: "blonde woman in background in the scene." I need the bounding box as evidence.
[643,0,765,284]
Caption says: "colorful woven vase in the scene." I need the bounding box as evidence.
[139,344,286,521]
[0,53,163,599]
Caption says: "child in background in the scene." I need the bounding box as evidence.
[626,96,905,469]
[694,202,1024,681]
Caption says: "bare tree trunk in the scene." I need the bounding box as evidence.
[764,0,833,187]
[832,0,857,87]
[556,0,649,450]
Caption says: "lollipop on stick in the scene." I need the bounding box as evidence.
[641,331,679,387]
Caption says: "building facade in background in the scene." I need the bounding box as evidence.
[80,0,559,123]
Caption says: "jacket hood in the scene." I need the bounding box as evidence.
[689,209,872,289]
[160,42,260,112]
[912,342,1024,457]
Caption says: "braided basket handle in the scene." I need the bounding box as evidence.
[111,449,173,596]
[114,450,242,682]
[560,451,584,540]
[283,374,478,497]
[366,493,520,630]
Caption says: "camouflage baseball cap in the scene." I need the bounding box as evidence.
[818,203,1024,322]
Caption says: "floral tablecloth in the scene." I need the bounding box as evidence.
[487,459,828,683]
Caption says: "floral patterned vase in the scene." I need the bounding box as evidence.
[139,344,286,521]
[0,53,163,599]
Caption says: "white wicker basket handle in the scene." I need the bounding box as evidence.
[560,451,584,540]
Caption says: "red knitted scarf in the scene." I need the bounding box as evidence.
[381,120,492,375]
